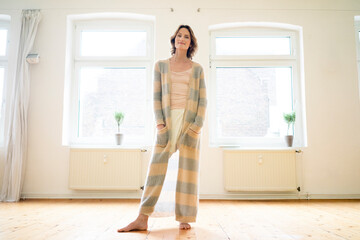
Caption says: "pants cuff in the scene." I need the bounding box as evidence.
[139,206,154,216]
[176,215,197,223]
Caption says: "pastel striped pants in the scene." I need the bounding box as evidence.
[138,108,200,223]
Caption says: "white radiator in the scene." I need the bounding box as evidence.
[69,148,142,190]
[223,150,297,192]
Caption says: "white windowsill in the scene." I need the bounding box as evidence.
[69,145,151,150]
[215,145,306,151]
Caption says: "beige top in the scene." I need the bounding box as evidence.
[170,68,191,109]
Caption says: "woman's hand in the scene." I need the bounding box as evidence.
[157,124,166,130]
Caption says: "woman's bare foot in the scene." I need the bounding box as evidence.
[179,222,191,230]
[117,214,149,232]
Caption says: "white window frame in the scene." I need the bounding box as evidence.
[0,20,9,147]
[354,17,360,102]
[68,18,154,146]
[209,23,306,148]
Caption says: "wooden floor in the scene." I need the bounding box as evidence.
[0,199,360,240]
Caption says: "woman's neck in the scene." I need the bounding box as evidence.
[172,50,189,63]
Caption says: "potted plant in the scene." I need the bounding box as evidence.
[283,111,296,147]
[114,111,125,145]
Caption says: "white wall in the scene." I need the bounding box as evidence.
[0,0,360,199]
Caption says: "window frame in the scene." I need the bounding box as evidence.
[69,18,154,146]
[209,24,306,148]
[210,30,297,61]
[0,20,9,147]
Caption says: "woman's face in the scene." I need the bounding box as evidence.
[174,27,191,51]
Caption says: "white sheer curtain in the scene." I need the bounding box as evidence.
[0,9,41,202]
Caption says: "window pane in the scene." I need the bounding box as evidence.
[216,37,291,55]
[78,67,147,141]
[216,67,293,138]
[0,29,7,56]
[81,31,147,56]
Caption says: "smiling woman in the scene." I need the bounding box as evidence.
[118,24,207,232]
[170,24,198,60]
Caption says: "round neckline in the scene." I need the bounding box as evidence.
[171,68,192,73]
[168,58,193,73]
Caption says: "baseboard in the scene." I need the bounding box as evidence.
[20,192,143,200]
[200,193,360,200]
[299,193,360,200]
[20,192,360,200]
[200,193,301,200]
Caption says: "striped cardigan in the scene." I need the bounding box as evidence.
[139,58,207,222]
[153,58,207,149]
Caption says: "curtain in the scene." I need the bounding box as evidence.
[0,9,41,202]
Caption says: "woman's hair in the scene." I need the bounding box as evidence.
[170,25,198,59]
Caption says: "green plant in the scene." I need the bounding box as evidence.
[114,111,125,132]
[283,111,296,135]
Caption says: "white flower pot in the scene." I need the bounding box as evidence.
[115,133,124,145]
[285,135,293,147]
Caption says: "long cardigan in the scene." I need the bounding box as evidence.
[154,58,207,150]
[139,58,207,222]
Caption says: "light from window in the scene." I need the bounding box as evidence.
[216,67,293,138]
[215,37,291,55]
[0,29,7,56]
[78,67,147,139]
[80,31,147,56]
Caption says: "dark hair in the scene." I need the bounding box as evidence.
[170,25,198,59]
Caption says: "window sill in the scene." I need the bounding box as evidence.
[69,145,150,150]
[215,145,306,151]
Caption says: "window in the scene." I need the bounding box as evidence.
[209,23,307,148]
[0,19,9,146]
[65,16,154,146]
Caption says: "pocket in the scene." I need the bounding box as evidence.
[187,128,201,138]
[181,127,201,149]
[156,125,169,147]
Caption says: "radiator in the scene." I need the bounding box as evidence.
[223,150,297,192]
[69,148,142,190]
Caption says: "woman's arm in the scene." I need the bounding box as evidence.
[153,61,165,126]
[189,66,207,133]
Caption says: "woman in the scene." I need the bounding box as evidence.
[118,24,207,232]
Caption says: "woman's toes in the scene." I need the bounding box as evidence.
[117,223,136,232]
[118,220,148,232]
[117,225,131,232]
[180,223,191,230]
